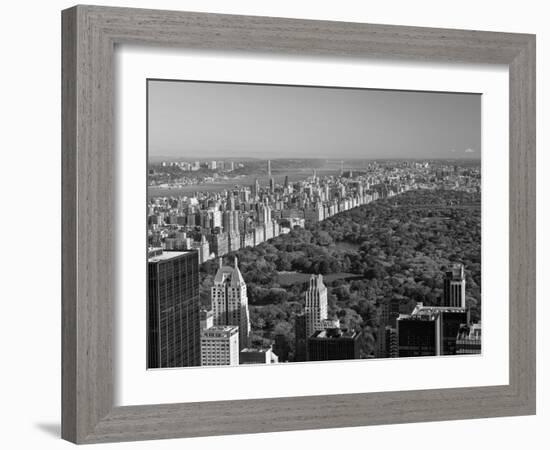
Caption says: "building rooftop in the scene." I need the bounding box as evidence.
[213,256,246,286]
[397,303,468,322]
[411,303,467,315]
[445,263,465,280]
[201,325,239,337]
[240,347,271,354]
[148,249,191,263]
[310,328,359,340]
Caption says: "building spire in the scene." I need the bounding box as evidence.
[234,256,238,268]
[219,256,223,268]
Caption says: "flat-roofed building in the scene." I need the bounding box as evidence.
[307,327,361,361]
[239,347,278,365]
[200,325,239,366]
[397,303,469,357]
[456,323,482,355]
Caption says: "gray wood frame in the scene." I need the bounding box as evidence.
[62,5,536,444]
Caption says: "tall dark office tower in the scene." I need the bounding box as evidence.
[397,303,469,357]
[440,309,469,355]
[294,314,307,362]
[443,263,466,308]
[273,333,290,362]
[307,327,361,361]
[397,314,439,357]
[147,250,201,369]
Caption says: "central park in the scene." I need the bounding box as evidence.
[198,189,481,361]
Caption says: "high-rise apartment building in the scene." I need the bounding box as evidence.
[147,250,200,368]
[211,257,251,349]
[443,263,466,308]
[305,275,328,339]
[200,325,239,366]
[209,231,228,257]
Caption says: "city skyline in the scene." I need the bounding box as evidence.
[147,158,482,367]
[147,80,482,369]
[148,80,481,160]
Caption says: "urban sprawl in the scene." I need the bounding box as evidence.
[147,159,482,368]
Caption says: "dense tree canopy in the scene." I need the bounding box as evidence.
[200,189,481,360]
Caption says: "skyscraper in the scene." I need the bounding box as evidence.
[294,314,307,362]
[147,250,200,368]
[252,178,260,199]
[440,309,469,354]
[211,257,251,349]
[443,263,466,308]
[305,274,328,339]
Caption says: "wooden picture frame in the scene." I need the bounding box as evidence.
[61,5,536,444]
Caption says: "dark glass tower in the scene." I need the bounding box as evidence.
[147,250,200,368]
[307,328,361,361]
[294,314,307,362]
[397,315,439,357]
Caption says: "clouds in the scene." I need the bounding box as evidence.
[464,148,475,153]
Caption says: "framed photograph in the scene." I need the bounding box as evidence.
[62,5,536,444]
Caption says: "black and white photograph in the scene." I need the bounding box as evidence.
[146,79,482,369]
[2,0,543,447]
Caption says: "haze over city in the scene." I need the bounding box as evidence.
[148,80,481,161]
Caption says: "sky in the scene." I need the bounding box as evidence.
[148,80,481,160]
